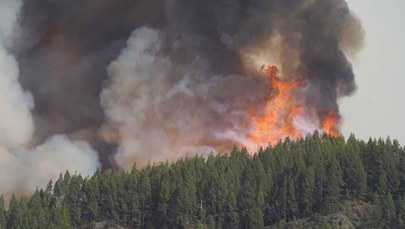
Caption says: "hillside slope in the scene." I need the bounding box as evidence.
[1,133,405,229]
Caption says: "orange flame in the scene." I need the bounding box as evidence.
[248,65,341,148]
[249,65,304,146]
[322,110,341,137]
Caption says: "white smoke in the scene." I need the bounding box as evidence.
[0,0,34,147]
[101,27,263,169]
[101,27,225,169]
[0,0,100,199]
[0,135,99,197]
[101,27,186,169]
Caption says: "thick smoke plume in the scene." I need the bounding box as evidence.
[0,0,100,199]
[100,0,364,169]
[0,0,363,190]
[100,27,267,168]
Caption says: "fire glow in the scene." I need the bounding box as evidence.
[248,65,341,147]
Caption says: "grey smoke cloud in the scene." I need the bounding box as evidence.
[100,0,363,169]
[5,0,363,173]
[0,135,100,198]
[0,0,33,147]
[100,27,266,168]
[0,0,100,199]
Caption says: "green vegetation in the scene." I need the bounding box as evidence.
[2,133,405,228]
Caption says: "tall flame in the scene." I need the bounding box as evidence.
[322,110,341,137]
[249,65,304,145]
[248,65,341,148]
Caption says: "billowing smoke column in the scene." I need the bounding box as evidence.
[1,0,362,183]
[100,27,268,168]
[100,0,364,169]
[0,0,100,199]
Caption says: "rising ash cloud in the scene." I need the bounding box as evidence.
[3,0,363,173]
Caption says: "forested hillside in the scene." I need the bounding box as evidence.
[1,133,405,229]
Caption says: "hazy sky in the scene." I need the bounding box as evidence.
[341,0,405,144]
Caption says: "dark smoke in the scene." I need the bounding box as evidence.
[0,0,100,199]
[11,0,363,169]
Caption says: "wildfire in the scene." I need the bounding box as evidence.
[322,110,341,137]
[248,65,341,148]
[249,65,304,146]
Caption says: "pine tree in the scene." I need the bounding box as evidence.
[137,171,152,227]
[381,193,396,228]
[238,163,259,228]
[397,195,405,227]
[50,205,73,229]
[29,190,48,229]
[157,173,171,228]
[82,176,100,223]
[299,167,315,217]
[99,174,118,221]
[342,135,367,200]
[321,156,343,214]
[64,174,84,226]
[223,191,239,229]
[286,175,298,220]
[0,195,5,229]
[19,199,28,228]
[361,194,383,229]
[7,194,18,229]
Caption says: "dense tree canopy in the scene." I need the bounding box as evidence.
[2,133,405,228]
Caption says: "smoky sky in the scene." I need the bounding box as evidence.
[11,0,363,169]
[13,0,167,166]
[0,0,100,199]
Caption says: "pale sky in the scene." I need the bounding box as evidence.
[341,0,405,144]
